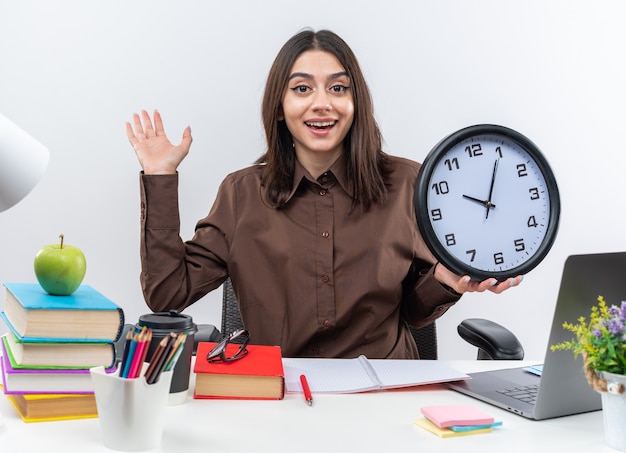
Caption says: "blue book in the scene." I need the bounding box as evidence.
[1,283,125,343]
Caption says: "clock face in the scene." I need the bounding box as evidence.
[415,124,560,281]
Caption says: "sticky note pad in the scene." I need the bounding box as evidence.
[449,421,503,432]
[414,417,492,438]
[523,365,543,376]
[420,405,494,428]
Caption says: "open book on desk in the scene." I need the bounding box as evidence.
[282,356,469,393]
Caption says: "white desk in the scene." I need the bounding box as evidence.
[0,361,616,452]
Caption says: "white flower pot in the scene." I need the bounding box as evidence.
[599,371,626,452]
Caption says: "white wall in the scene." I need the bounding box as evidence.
[1,0,625,360]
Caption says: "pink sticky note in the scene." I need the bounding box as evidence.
[420,405,494,428]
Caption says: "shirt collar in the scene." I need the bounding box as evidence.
[285,154,353,204]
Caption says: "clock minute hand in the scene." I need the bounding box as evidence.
[485,158,499,219]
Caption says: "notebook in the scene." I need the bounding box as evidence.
[448,252,626,420]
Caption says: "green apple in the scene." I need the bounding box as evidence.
[34,234,87,296]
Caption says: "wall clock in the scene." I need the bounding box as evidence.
[414,124,560,281]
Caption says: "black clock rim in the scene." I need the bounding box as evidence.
[414,124,561,281]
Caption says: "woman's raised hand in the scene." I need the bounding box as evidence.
[126,110,192,175]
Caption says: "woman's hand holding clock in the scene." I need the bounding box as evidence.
[434,261,523,295]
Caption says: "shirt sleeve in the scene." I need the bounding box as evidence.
[139,173,228,312]
[401,259,461,328]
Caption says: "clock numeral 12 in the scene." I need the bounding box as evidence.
[465,143,483,157]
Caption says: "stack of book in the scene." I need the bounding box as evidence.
[0,282,125,422]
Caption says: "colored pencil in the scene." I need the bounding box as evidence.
[164,332,187,371]
[128,327,151,378]
[143,336,169,383]
[146,333,176,384]
[134,328,152,378]
[121,331,139,378]
[118,330,133,374]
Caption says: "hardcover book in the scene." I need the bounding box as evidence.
[2,333,116,369]
[1,283,125,342]
[0,340,114,394]
[5,392,98,422]
[193,342,285,400]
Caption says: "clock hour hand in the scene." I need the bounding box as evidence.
[462,194,496,210]
[485,158,499,219]
[463,194,487,207]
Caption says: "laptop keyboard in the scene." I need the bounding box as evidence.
[496,384,539,405]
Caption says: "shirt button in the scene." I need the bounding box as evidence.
[321,275,330,283]
[323,319,332,328]
[322,231,329,238]
[319,189,327,196]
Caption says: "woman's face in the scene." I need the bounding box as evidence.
[281,50,354,170]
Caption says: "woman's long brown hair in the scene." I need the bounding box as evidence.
[257,29,390,210]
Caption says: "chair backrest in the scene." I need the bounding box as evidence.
[220,278,246,344]
[220,277,438,358]
[408,323,437,360]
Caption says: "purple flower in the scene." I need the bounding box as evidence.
[609,319,623,335]
[594,327,602,338]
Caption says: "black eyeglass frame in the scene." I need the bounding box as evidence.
[207,328,250,363]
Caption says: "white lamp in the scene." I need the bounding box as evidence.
[0,114,48,423]
[0,113,49,212]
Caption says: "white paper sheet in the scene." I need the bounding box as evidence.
[282,356,469,393]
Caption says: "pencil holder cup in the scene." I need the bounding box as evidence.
[90,366,173,451]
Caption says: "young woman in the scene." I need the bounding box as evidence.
[126,29,520,359]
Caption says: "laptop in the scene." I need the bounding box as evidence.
[448,251,626,420]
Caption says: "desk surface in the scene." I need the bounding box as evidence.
[0,360,616,452]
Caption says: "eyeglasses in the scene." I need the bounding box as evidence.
[207,329,250,363]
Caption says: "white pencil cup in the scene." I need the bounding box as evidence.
[90,366,173,451]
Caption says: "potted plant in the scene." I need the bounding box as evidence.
[551,295,626,451]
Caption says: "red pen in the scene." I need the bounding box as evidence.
[300,374,313,406]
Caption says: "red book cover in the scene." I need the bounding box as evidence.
[193,342,284,400]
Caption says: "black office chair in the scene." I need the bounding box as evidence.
[219,278,524,360]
